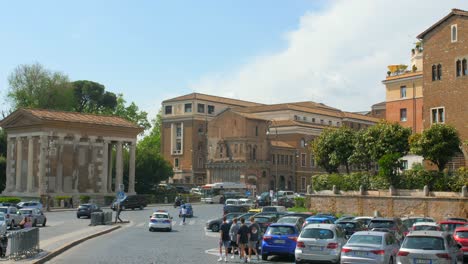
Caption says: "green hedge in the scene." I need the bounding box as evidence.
[79,195,90,203]
[0,197,21,204]
[294,197,306,208]
[312,168,468,192]
[54,196,72,202]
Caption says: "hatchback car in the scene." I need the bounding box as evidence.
[277,216,306,231]
[453,226,468,259]
[369,218,407,242]
[438,221,467,235]
[295,224,347,264]
[206,212,243,232]
[76,203,102,219]
[17,201,43,210]
[335,220,367,238]
[261,223,300,260]
[397,231,463,264]
[254,215,278,234]
[402,217,435,229]
[304,217,334,227]
[18,208,47,227]
[0,206,22,229]
[148,210,173,232]
[341,231,400,264]
[179,203,193,218]
[411,222,440,232]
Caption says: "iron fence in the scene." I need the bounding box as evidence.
[9,227,40,260]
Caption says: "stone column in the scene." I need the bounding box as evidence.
[38,135,47,194]
[15,137,23,192]
[5,137,14,192]
[101,140,109,193]
[107,143,113,193]
[26,136,34,193]
[128,141,136,194]
[72,136,80,193]
[115,141,123,191]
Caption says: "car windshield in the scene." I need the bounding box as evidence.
[348,235,382,245]
[456,231,468,238]
[152,214,168,219]
[79,205,90,209]
[262,207,276,212]
[414,225,438,231]
[369,221,395,229]
[440,223,464,232]
[267,226,296,235]
[336,222,356,229]
[403,236,445,250]
[20,210,33,215]
[254,217,271,223]
[308,219,327,223]
[301,228,334,239]
[277,217,297,224]
[0,208,7,213]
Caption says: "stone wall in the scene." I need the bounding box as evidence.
[308,194,468,220]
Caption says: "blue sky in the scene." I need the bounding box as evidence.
[1,1,466,120]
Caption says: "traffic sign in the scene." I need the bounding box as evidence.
[245,191,251,196]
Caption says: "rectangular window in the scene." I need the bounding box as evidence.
[174,158,179,168]
[198,157,204,168]
[451,24,457,42]
[320,119,324,124]
[176,123,182,137]
[301,177,306,191]
[310,155,315,168]
[165,105,172,115]
[184,103,192,113]
[312,118,316,123]
[303,116,307,121]
[208,105,215,114]
[401,160,408,170]
[400,86,407,98]
[336,122,340,127]
[400,108,407,122]
[431,107,445,124]
[197,103,205,113]
[301,153,306,167]
[255,126,258,136]
[280,155,284,165]
[328,120,332,126]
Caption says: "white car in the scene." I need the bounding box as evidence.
[224,199,240,206]
[0,213,7,235]
[238,198,254,207]
[410,222,441,232]
[148,210,173,232]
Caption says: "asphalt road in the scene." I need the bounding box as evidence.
[46,204,295,264]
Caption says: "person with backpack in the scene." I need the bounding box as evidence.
[218,216,230,262]
[229,218,240,259]
[248,216,261,261]
[236,217,250,263]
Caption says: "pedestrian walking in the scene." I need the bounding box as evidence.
[248,216,261,261]
[115,203,123,223]
[218,216,230,262]
[237,217,250,263]
[229,218,240,259]
[180,205,187,225]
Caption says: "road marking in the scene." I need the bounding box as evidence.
[136,222,145,227]
[205,248,220,256]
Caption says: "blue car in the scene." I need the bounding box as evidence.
[261,223,300,261]
[179,203,193,218]
[309,213,337,222]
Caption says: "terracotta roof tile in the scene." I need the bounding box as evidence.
[162,93,263,107]
[342,112,381,122]
[23,109,142,129]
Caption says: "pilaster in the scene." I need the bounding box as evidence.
[15,137,23,192]
[26,136,34,193]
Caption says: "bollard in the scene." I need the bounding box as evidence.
[423,185,430,197]
[332,185,338,194]
[359,185,365,195]
[389,185,396,196]
[462,186,467,198]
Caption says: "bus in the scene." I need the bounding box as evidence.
[200,182,254,204]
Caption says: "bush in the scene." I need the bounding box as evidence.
[312,172,372,191]
[79,195,90,203]
[54,196,71,202]
[0,196,21,204]
[294,197,306,208]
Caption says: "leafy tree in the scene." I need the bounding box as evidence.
[410,124,461,172]
[311,127,355,174]
[106,94,151,131]
[71,80,117,113]
[377,153,402,186]
[7,63,74,111]
[138,110,162,153]
[135,143,173,194]
[349,129,374,172]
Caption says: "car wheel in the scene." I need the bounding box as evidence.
[42,219,46,227]
[389,257,394,264]
[262,254,268,261]
[211,224,220,232]
[149,228,153,232]
[77,215,80,219]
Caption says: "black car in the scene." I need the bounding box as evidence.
[77,203,103,218]
[206,212,243,232]
[335,220,367,238]
[223,205,249,215]
[276,197,295,208]
[111,195,148,211]
[257,192,271,206]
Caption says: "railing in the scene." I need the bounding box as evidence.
[90,212,113,226]
[9,227,40,260]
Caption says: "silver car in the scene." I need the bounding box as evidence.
[0,213,7,235]
[295,224,347,264]
[18,208,47,227]
[396,231,463,264]
[341,231,400,264]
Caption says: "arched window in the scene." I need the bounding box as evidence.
[456,60,462,77]
[463,59,467,76]
[452,24,458,42]
[300,138,305,148]
[252,146,257,160]
[437,64,442,80]
[432,65,437,81]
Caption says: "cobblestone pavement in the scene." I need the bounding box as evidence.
[46,204,294,264]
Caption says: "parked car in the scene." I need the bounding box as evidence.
[304,217,334,226]
[0,213,7,235]
[175,186,190,194]
[336,215,356,222]
[397,231,463,264]
[284,212,314,219]
[76,203,103,219]
[254,215,278,234]
[238,198,254,207]
[411,222,441,232]
[224,199,240,206]
[310,213,338,223]
[206,212,243,232]
[261,223,300,260]
[453,226,468,260]
[262,206,286,213]
[368,217,407,242]
[257,192,271,206]
[438,220,467,235]
[190,187,202,195]
[445,217,467,222]
[335,220,367,238]
[16,201,43,210]
[255,212,289,220]
[276,216,306,231]
[18,208,47,227]
[277,190,296,199]
[276,197,295,208]
[402,216,435,229]
[341,230,400,264]
[0,206,22,229]
[0,203,16,207]
[223,205,249,215]
[111,195,148,211]
[353,216,374,228]
[295,223,346,264]
[179,203,193,218]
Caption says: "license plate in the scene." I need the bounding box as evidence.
[273,240,285,244]
[309,246,323,251]
[413,259,431,264]
[354,251,368,257]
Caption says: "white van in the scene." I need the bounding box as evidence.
[224,199,240,206]
[277,191,295,199]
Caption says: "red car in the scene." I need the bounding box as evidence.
[438,220,467,234]
[453,226,468,257]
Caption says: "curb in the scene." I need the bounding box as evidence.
[32,225,121,264]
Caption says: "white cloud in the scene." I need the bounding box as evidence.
[190,0,467,111]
